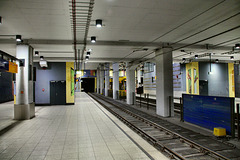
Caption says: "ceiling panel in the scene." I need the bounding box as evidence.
[0,0,239,67]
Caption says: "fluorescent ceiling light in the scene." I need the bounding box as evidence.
[86,52,90,56]
[16,35,21,42]
[35,51,39,56]
[235,43,240,49]
[96,19,102,28]
[91,36,96,43]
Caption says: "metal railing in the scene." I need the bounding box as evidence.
[137,93,150,109]
[136,95,183,119]
[117,90,126,100]
[108,89,113,98]
[169,96,183,122]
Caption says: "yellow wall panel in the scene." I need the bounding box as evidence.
[66,62,75,103]
[228,63,235,97]
[186,62,199,95]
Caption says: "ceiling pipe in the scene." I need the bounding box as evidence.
[80,0,95,70]
[71,0,77,68]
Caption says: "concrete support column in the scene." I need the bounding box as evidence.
[14,45,35,120]
[126,63,136,105]
[113,63,119,100]
[155,47,174,117]
[97,67,100,93]
[105,63,110,97]
[100,64,104,95]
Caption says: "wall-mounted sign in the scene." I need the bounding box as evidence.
[0,58,9,71]
[8,61,18,73]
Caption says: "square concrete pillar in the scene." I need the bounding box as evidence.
[155,47,174,117]
[97,67,100,93]
[113,63,119,100]
[126,62,136,105]
[14,45,35,120]
[105,63,110,97]
[100,64,104,95]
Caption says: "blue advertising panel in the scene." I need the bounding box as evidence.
[183,94,234,135]
[0,58,9,71]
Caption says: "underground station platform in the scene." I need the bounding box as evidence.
[0,92,239,160]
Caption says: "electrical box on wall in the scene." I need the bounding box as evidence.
[19,59,25,67]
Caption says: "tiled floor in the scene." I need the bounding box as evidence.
[0,93,168,160]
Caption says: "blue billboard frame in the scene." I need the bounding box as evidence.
[183,94,234,136]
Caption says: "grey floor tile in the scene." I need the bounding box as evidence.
[0,93,165,160]
[27,155,46,160]
[44,154,61,160]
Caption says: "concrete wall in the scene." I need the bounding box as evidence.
[137,62,230,98]
[199,62,229,97]
[173,63,181,91]
[180,64,186,92]
[34,62,66,104]
[172,64,187,98]
[235,64,240,98]
[0,72,13,103]
[143,68,156,94]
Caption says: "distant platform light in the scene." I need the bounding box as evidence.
[86,52,90,56]
[235,43,240,49]
[91,36,96,43]
[35,51,39,56]
[16,35,22,42]
[215,59,219,63]
[96,19,102,28]
[230,56,234,60]
[86,56,89,60]
[195,55,198,59]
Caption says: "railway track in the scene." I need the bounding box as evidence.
[89,93,240,160]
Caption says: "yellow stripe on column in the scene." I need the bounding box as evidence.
[228,63,235,97]
[185,62,199,95]
[66,62,75,104]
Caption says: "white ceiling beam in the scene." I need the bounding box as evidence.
[0,39,232,51]
[33,57,137,62]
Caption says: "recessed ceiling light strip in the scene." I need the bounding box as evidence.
[80,0,94,69]
[150,0,226,43]
[171,11,240,46]
[71,0,77,66]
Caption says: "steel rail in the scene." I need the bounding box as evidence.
[89,93,231,160]
[88,93,185,160]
